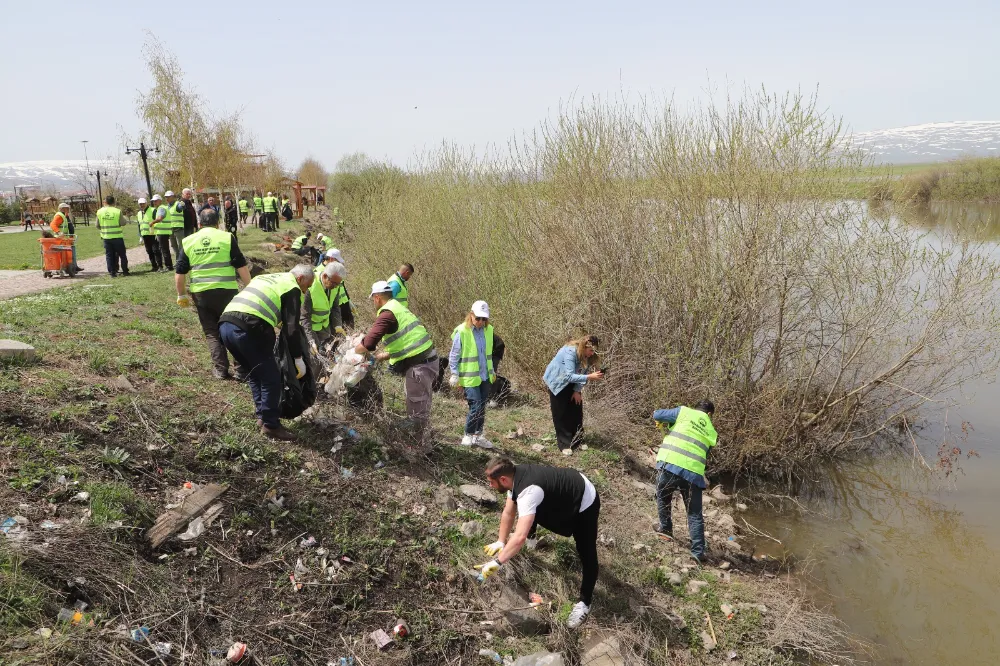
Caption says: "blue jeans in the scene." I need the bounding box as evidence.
[219,322,281,428]
[464,381,491,434]
[103,238,129,276]
[656,468,706,559]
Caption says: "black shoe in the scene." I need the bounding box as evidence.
[233,371,249,382]
[212,368,232,380]
[110,274,118,278]
[122,272,131,276]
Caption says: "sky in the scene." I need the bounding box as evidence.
[1,0,997,169]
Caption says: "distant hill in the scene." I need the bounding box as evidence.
[854,121,1000,165]
[0,159,140,195]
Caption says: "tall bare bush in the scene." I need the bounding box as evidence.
[337,91,1000,476]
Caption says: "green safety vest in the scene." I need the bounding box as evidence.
[164,200,185,229]
[377,298,432,366]
[387,273,408,306]
[308,266,332,331]
[139,206,155,236]
[451,323,495,387]
[238,199,249,214]
[181,227,237,293]
[333,282,350,308]
[281,199,290,209]
[655,407,718,477]
[253,196,263,210]
[263,196,278,213]
[95,206,124,240]
[153,205,173,235]
[223,272,300,327]
[320,236,334,250]
[291,235,307,250]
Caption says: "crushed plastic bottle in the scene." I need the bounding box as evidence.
[479,648,503,663]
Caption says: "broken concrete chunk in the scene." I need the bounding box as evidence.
[630,480,657,498]
[0,340,37,361]
[459,484,497,505]
[581,637,625,666]
[460,521,483,538]
[687,580,709,594]
[700,630,717,651]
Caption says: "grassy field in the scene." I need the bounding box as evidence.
[0,214,853,665]
[0,223,142,270]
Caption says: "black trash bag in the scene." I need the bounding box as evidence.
[275,326,317,419]
[281,205,294,221]
[491,375,513,406]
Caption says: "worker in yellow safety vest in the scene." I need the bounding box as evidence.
[300,261,346,352]
[94,195,130,278]
[355,280,439,443]
[652,399,718,562]
[449,300,506,449]
[175,208,252,380]
[137,197,164,272]
[262,191,279,231]
[219,265,315,441]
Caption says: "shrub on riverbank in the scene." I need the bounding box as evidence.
[874,156,1000,204]
[334,91,1000,478]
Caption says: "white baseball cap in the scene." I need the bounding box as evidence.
[267,191,273,196]
[164,190,175,197]
[58,202,70,209]
[137,197,147,204]
[325,248,344,264]
[151,194,162,201]
[472,300,490,318]
[370,280,393,296]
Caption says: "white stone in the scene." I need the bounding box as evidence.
[0,340,36,361]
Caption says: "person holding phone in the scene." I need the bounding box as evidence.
[542,335,604,455]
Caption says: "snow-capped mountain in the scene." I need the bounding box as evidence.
[854,121,1000,164]
[0,159,140,195]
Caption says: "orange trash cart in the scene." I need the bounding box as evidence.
[39,236,76,278]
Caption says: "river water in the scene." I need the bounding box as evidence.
[746,201,1000,665]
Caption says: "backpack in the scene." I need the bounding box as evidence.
[274,326,317,419]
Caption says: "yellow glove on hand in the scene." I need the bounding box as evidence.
[177,295,191,308]
[483,541,505,557]
[475,560,501,581]
[294,357,307,379]
[334,326,345,336]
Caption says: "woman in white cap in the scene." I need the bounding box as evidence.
[449,301,505,448]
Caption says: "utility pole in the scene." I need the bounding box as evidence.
[126,141,159,199]
[92,169,106,203]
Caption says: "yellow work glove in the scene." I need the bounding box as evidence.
[334,326,345,336]
[475,560,501,582]
[176,295,191,308]
[294,357,307,379]
[483,541,505,557]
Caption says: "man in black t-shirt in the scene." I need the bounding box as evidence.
[477,457,601,629]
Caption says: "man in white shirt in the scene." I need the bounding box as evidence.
[477,457,600,629]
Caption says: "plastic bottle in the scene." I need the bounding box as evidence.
[479,648,503,663]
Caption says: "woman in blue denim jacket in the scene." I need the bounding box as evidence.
[543,335,604,455]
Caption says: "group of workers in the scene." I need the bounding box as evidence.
[76,195,723,631]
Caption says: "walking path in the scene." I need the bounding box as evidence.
[0,245,151,300]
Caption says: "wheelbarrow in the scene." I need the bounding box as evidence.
[39,235,77,278]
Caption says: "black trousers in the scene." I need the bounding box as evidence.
[192,288,242,374]
[549,384,584,450]
[142,235,162,270]
[156,235,174,269]
[573,495,601,605]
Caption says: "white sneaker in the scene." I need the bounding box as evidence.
[561,448,573,456]
[473,434,494,450]
[566,601,590,628]
[460,434,474,446]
